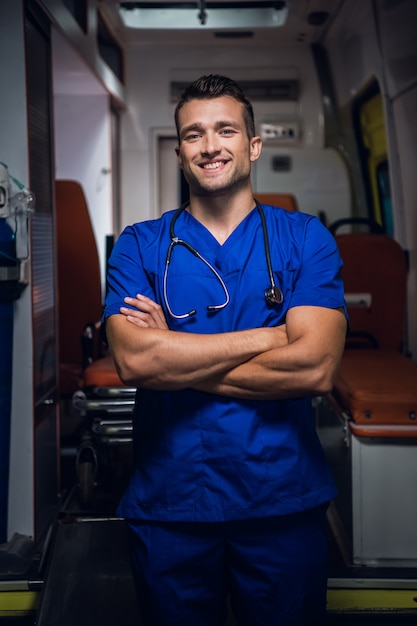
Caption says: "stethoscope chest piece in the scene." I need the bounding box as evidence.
[265,285,284,305]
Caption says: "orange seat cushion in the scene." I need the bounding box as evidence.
[334,350,417,426]
[82,354,125,388]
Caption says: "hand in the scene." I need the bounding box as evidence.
[120,294,169,329]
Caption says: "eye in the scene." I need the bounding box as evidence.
[220,128,235,136]
[185,133,201,142]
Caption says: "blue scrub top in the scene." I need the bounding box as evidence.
[104,204,345,522]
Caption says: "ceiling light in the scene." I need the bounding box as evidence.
[118,2,288,30]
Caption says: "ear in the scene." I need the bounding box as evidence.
[175,145,183,169]
[249,136,262,162]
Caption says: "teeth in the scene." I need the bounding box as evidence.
[203,162,222,169]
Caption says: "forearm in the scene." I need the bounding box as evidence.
[106,314,281,390]
[194,307,347,400]
[194,342,338,400]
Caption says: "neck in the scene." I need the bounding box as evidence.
[187,189,256,244]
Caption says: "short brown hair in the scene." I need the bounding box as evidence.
[174,74,256,142]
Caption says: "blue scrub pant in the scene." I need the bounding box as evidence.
[127,506,329,626]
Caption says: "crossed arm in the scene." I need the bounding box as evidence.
[105,294,347,401]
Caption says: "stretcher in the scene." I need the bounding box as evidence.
[317,219,417,567]
[55,180,134,508]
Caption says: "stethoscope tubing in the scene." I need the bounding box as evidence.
[163,199,282,319]
[257,199,281,301]
[163,235,230,318]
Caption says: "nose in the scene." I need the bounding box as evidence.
[201,131,221,157]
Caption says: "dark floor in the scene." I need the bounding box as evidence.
[1,403,416,626]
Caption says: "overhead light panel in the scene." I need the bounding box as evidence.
[118,2,288,30]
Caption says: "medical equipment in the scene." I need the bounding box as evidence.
[163,198,283,319]
[0,163,35,540]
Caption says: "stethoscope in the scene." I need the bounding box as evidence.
[163,199,283,319]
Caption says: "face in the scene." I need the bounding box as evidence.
[175,96,262,198]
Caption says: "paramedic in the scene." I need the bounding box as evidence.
[104,74,347,626]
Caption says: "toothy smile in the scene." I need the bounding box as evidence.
[201,161,223,169]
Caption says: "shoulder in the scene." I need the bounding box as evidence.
[261,204,340,264]
[262,204,329,239]
[261,203,313,224]
[115,210,176,248]
[123,209,175,236]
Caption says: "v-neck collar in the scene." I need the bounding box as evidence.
[179,204,259,253]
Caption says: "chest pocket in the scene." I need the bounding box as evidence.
[221,267,296,331]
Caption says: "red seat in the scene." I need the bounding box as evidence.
[55,179,124,395]
[329,221,417,434]
[254,193,298,212]
[336,232,407,351]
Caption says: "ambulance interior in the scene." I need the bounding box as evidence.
[1,0,417,624]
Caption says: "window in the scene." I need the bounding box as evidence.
[352,81,393,234]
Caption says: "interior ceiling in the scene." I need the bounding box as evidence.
[53,0,345,96]
[99,0,345,47]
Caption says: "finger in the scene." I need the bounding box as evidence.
[120,305,168,330]
[120,307,151,326]
[126,314,168,330]
[125,295,168,328]
[125,314,149,327]
[124,294,160,315]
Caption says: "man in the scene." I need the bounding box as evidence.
[104,74,347,625]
